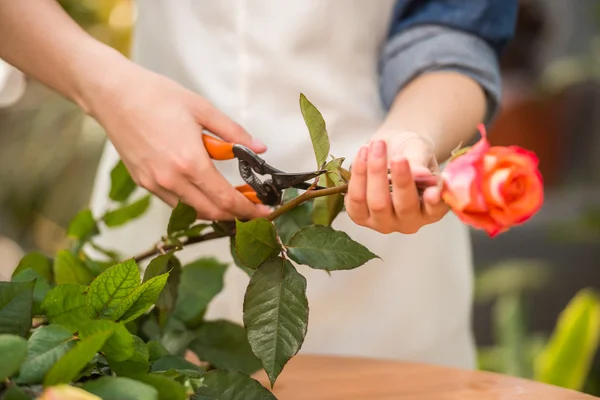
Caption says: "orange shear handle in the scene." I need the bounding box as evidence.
[235,184,262,204]
[202,134,236,160]
[202,135,264,204]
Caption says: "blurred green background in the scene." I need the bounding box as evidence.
[1,0,600,395]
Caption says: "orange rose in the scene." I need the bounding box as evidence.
[441,124,544,237]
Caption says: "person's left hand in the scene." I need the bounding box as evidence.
[345,130,449,234]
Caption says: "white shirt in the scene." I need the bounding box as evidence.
[90,0,478,369]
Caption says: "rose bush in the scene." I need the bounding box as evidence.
[0,95,543,399]
[441,124,544,237]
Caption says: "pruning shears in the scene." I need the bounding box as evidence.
[202,134,327,206]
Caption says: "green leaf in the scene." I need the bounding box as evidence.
[83,376,158,400]
[299,93,330,167]
[109,335,150,377]
[129,373,187,400]
[103,195,152,228]
[2,385,31,400]
[192,370,276,400]
[54,250,95,285]
[243,258,308,387]
[493,293,530,378]
[151,355,204,378]
[189,320,262,375]
[287,225,378,271]
[159,324,201,356]
[229,237,254,277]
[274,193,312,244]
[143,253,182,320]
[88,242,121,262]
[109,160,137,202]
[44,327,113,386]
[17,325,74,384]
[534,288,600,390]
[12,269,51,315]
[0,280,35,336]
[312,158,345,226]
[148,341,170,363]
[67,209,99,243]
[235,218,281,269]
[0,334,28,380]
[85,259,140,320]
[80,320,134,363]
[168,201,197,235]
[41,283,91,333]
[173,258,227,327]
[172,224,209,239]
[117,273,169,324]
[12,252,53,283]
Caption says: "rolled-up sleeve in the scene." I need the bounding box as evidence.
[380,0,518,124]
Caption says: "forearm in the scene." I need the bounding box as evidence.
[0,0,131,113]
[379,71,487,163]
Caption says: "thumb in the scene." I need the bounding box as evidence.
[392,136,436,176]
[195,100,268,154]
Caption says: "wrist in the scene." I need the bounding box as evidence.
[69,42,138,117]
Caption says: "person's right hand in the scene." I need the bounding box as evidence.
[85,64,272,221]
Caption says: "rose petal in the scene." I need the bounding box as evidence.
[441,125,491,211]
[442,166,486,211]
[486,167,513,207]
[452,208,505,237]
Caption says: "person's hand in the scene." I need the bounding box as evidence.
[86,64,271,221]
[345,131,449,234]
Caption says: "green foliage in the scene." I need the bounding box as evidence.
[299,93,330,168]
[67,209,100,243]
[0,281,35,336]
[109,160,137,203]
[188,320,262,375]
[235,219,281,269]
[534,289,600,390]
[17,325,75,384]
[103,195,152,227]
[243,258,308,387]
[312,158,346,226]
[287,225,379,271]
[0,335,28,381]
[0,94,379,399]
[476,261,600,394]
[168,202,197,236]
[41,283,89,332]
[192,370,276,400]
[12,252,53,283]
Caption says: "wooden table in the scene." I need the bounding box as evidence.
[253,355,598,399]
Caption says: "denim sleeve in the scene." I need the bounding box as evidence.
[380,0,518,124]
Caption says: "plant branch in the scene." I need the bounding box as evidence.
[132,184,348,263]
[266,184,348,221]
[133,230,230,263]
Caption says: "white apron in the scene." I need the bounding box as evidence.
[89,0,476,369]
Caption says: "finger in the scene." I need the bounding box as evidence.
[345,145,370,224]
[192,99,267,153]
[390,156,421,221]
[422,186,449,223]
[366,141,395,226]
[395,137,435,176]
[191,161,272,220]
[150,186,179,209]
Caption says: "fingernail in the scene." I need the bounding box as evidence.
[371,141,386,158]
[358,146,369,161]
[251,138,268,152]
[259,205,272,214]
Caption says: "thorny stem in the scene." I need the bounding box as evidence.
[132,184,349,263]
